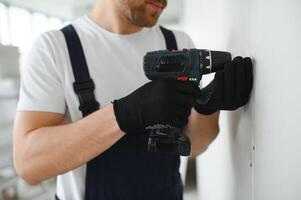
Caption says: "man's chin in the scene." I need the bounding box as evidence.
[139,16,160,27]
[142,22,158,27]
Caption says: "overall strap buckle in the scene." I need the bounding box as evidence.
[73,79,99,117]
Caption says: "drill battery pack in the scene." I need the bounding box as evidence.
[147,125,191,156]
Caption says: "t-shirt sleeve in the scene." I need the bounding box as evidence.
[17,33,66,114]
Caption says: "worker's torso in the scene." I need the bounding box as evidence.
[45,15,194,200]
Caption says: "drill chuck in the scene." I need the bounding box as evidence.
[200,50,232,74]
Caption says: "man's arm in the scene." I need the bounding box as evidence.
[13,104,124,185]
[184,109,220,157]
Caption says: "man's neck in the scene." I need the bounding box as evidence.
[90,1,143,35]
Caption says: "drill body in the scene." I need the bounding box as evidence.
[143,49,231,156]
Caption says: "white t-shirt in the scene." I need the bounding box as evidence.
[17,15,195,200]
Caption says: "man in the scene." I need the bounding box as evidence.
[13,0,252,199]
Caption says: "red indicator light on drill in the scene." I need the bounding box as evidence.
[177,76,189,81]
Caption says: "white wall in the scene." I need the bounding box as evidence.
[182,0,301,199]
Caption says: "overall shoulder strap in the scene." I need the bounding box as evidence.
[159,26,178,50]
[61,25,100,117]
[60,25,176,117]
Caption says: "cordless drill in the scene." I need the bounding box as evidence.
[143,49,232,156]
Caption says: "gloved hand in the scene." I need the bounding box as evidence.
[194,57,253,115]
[113,80,201,134]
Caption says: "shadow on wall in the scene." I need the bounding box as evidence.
[225,57,257,199]
[227,57,257,165]
[225,0,256,197]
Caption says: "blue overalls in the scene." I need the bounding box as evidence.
[60,25,183,200]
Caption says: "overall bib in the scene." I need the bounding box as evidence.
[60,25,183,200]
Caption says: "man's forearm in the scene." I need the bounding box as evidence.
[13,104,125,185]
[184,109,220,157]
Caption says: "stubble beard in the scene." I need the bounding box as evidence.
[118,0,167,27]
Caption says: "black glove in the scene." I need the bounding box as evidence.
[195,57,253,115]
[113,80,201,134]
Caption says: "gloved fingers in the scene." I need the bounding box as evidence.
[224,57,240,109]
[157,108,179,127]
[243,57,253,104]
[235,57,247,106]
[193,103,217,115]
[176,82,201,98]
[173,116,188,128]
[197,81,214,105]
[175,94,196,109]
[175,106,192,118]
[206,71,224,108]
